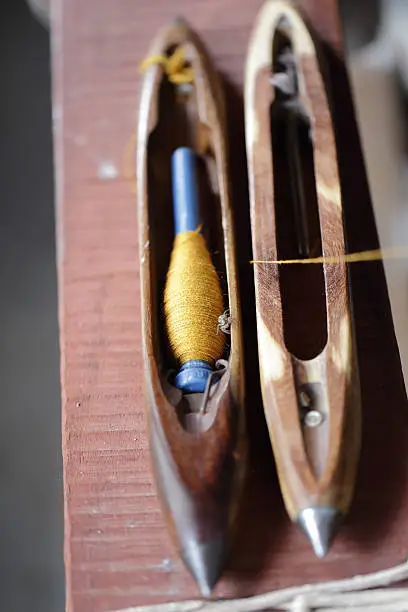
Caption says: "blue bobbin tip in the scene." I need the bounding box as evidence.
[174,360,212,393]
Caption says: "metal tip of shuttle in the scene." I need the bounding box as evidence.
[297,506,343,558]
[181,534,227,597]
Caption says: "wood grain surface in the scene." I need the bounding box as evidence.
[52,1,408,611]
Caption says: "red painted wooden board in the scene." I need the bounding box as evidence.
[52,1,408,610]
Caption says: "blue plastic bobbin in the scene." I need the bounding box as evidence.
[174,360,212,394]
[171,147,214,394]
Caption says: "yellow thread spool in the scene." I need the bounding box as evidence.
[163,147,226,394]
[164,229,225,367]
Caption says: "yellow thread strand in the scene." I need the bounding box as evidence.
[140,47,194,85]
[164,230,225,366]
[251,245,408,265]
[166,46,187,74]
[140,54,168,72]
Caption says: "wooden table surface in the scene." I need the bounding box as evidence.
[52,1,408,610]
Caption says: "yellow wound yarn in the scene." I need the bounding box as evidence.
[164,230,225,366]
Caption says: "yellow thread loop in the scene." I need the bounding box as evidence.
[140,47,194,85]
[164,230,225,366]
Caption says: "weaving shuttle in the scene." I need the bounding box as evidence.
[137,19,246,595]
[244,1,361,557]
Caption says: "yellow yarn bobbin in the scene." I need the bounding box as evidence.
[164,230,225,367]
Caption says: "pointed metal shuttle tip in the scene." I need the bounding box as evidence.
[181,534,228,597]
[297,506,343,558]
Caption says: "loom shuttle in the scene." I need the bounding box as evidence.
[138,19,246,595]
[245,1,361,556]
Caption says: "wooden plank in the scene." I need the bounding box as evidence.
[52,1,408,611]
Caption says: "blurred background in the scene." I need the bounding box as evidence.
[0,0,407,610]
[0,1,63,611]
